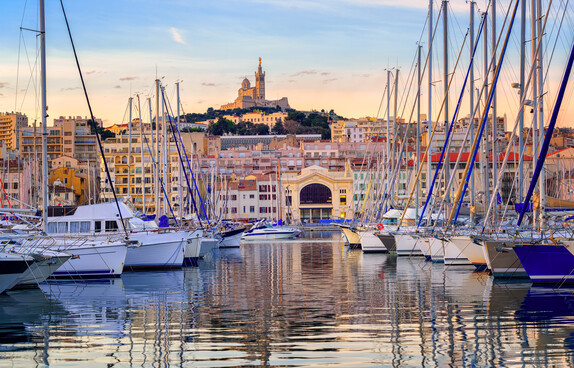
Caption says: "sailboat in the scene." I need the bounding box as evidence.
[21,0,131,279]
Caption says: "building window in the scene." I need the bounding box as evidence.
[300,184,332,204]
[340,195,347,205]
[250,206,255,213]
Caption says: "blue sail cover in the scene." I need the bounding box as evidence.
[514,202,533,213]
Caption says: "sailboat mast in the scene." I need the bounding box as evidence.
[519,0,526,203]
[492,0,498,223]
[443,0,450,210]
[392,69,398,203]
[176,82,183,221]
[531,0,539,228]
[416,44,422,221]
[386,69,391,212]
[537,0,545,228]
[137,95,146,214]
[427,0,433,210]
[469,1,475,224]
[128,97,132,202]
[161,86,168,216]
[483,12,490,224]
[154,80,160,216]
[40,0,48,231]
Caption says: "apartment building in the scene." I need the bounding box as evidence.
[19,116,100,166]
[0,112,28,150]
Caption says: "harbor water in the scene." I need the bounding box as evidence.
[1,231,574,367]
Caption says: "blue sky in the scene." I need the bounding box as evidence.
[1,0,573,128]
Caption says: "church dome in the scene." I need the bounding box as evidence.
[241,78,251,89]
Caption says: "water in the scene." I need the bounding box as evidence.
[1,231,574,367]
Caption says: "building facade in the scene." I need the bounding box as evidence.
[220,59,290,111]
[0,112,28,150]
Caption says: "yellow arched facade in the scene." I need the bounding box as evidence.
[281,165,353,223]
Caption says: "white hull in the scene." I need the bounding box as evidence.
[199,237,219,258]
[16,252,71,287]
[417,237,431,260]
[360,231,387,253]
[450,236,487,269]
[51,242,127,278]
[341,227,361,247]
[218,229,244,248]
[184,230,203,260]
[428,237,445,263]
[0,254,31,293]
[242,228,302,241]
[395,234,423,256]
[126,230,189,269]
[444,240,473,266]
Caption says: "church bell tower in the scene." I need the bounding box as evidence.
[255,57,265,100]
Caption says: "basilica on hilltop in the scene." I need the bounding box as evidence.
[220,58,290,111]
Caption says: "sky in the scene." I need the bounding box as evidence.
[1,0,573,128]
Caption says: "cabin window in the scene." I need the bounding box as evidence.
[47,223,57,233]
[95,221,102,233]
[105,220,119,232]
[70,222,80,233]
[80,221,90,232]
[57,222,68,233]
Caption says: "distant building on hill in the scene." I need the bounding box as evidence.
[221,58,290,111]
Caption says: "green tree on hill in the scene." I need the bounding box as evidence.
[207,117,236,135]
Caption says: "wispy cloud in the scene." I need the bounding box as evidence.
[201,82,217,87]
[353,73,371,78]
[85,70,97,75]
[61,87,81,91]
[114,85,121,89]
[320,72,330,76]
[170,27,185,45]
[0,82,7,89]
[323,78,338,83]
[120,77,137,81]
[291,70,317,77]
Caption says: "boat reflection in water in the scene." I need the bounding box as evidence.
[0,232,574,366]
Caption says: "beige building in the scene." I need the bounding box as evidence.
[221,59,290,111]
[0,112,28,150]
[331,117,389,143]
[281,165,354,222]
[100,120,204,216]
[241,111,287,129]
[19,116,100,166]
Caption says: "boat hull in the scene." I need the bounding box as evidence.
[428,237,445,263]
[444,240,472,266]
[375,233,396,254]
[513,243,574,284]
[360,231,387,253]
[483,240,527,278]
[199,237,219,258]
[450,236,487,270]
[218,228,245,248]
[50,242,127,278]
[0,256,30,293]
[417,237,432,261]
[126,230,188,270]
[15,253,71,287]
[242,228,302,241]
[341,227,361,248]
[184,230,203,264]
[394,234,423,256]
